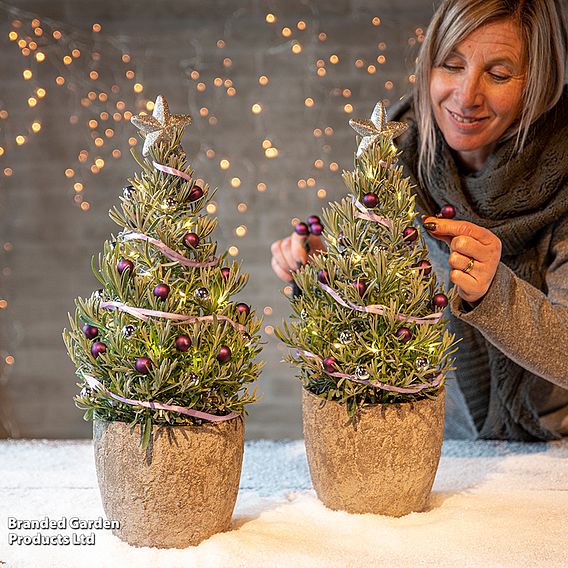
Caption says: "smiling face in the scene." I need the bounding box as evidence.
[429,19,526,172]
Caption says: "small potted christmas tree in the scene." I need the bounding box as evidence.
[63,95,262,547]
[276,101,459,517]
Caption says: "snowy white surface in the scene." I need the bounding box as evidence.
[1,438,568,567]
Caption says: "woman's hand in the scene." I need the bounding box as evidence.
[270,232,326,282]
[423,216,502,304]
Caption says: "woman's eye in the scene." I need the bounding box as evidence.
[442,63,462,72]
[489,73,511,82]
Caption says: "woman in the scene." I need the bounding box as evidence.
[270,0,568,441]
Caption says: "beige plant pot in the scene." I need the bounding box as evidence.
[302,387,445,516]
[93,416,244,548]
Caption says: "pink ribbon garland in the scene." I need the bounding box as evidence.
[350,194,393,229]
[83,374,240,422]
[152,161,193,182]
[318,282,442,324]
[100,301,248,333]
[296,349,444,394]
[121,231,219,268]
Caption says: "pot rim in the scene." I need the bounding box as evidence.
[93,414,244,430]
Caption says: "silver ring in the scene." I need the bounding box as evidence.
[462,256,474,274]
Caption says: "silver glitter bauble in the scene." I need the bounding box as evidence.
[123,185,135,199]
[163,196,178,211]
[93,288,104,299]
[373,245,387,254]
[402,289,413,303]
[339,330,354,344]
[354,366,370,380]
[122,324,135,338]
[300,309,308,320]
[194,287,210,300]
[415,357,429,371]
[80,386,93,399]
[187,373,199,387]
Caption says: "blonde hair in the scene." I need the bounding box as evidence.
[414,0,567,182]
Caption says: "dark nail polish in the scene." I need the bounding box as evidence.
[423,222,437,232]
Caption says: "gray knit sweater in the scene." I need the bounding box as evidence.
[389,88,568,440]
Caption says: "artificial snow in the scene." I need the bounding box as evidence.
[1,438,567,567]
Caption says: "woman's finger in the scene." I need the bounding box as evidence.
[271,255,293,282]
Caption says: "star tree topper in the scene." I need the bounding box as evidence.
[130,94,192,156]
[349,101,408,158]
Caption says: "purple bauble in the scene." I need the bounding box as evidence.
[439,204,456,219]
[362,192,379,208]
[307,215,321,226]
[395,327,412,343]
[418,260,432,276]
[310,222,324,236]
[183,232,200,248]
[433,293,449,308]
[175,335,192,352]
[153,283,170,300]
[236,302,250,316]
[220,267,231,280]
[82,324,98,339]
[188,185,203,202]
[117,259,134,275]
[91,341,107,358]
[403,226,418,243]
[322,356,336,373]
[352,279,367,296]
[295,222,310,236]
[217,346,232,363]
[135,357,152,374]
[317,270,328,285]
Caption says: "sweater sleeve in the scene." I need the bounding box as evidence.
[449,216,568,390]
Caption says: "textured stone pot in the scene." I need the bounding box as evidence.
[302,388,445,516]
[93,416,244,548]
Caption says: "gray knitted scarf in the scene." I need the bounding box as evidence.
[390,86,568,440]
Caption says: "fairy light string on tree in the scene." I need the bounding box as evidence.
[276,100,459,414]
[63,94,263,449]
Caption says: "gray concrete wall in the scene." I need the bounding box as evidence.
[0,0,433,439]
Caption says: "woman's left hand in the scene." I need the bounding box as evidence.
[422,216,502,304]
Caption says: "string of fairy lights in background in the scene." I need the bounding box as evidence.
[0,2,428,373]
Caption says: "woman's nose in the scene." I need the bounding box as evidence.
[454,73,482,109]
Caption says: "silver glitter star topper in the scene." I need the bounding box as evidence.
[130,95,192,156]
[349,101,408,158]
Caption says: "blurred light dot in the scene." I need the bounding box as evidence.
[227,87,236,96]
[297,21,306,30]
[237,202,248,213]
[74,182,83,192]
[65,168,75,178]
[330,162,339,171]
[113,112,122,121]
[230,177,241,188]
[206,203,217,214]
[128,137,137,146]
[220,159,230,170]
[0,147,4,156]
[206,149,215,158]
[235,225,247,237]
[317,188,327,198]
[251,103,262,114]
[378,42,387,50]
[324,127,334,136]
[124,111,133,120]
[318,32,327,41]
[133,83,143,93]
[292,42,302,54]
[63,55,72,65]
[116,101,126,110]
[228,246,239,256]
[409,74,416,83]
[342,89,351,98]
[0,300,7,308]
[372,17,381,26]
[316,59,325,68]
[263,306,273,316]
[53,30,62,39]
[329,54,339,64]
[125,70,135,79]
[343,104,353,113]
[317,68,326,77]
[304,98,314,107]
[8,31,17,41]
[90,165,99,174]
[112,149,121,158]
[367,65,377,74]
[259,75,269,86]
[71,49,80,58]
[266,13,276,23]
[190,70,200,80]
[214,77,223,87]
[95,158,104,167]
[80,202,90,211]
[297,179,307,189]
[36,88,46,98]
[314,159,324,169]
[264,147,278,158]
[146,100,155,111]
[4,168,13,176]
[257,182,267,192]
[209,116,218,125]
[16,135,26,145]
[122,54,131,63]
[31,121,41,133]
[291,217,300,226]
[34,28,43,37]
[223,58,232,67]
[89,119,98,128]
[55,76,65,85]
[23,69,32,79]
[217,39,225,48]
[264,325,274,335]
[355,59,365,68]
[224,79,233,87]
[92,23,102,32]
[385,81,394,90]
[262,139,272,149]
[89,71,99,80]
[200,107,209,117]
[377,55,386,64]
[313,128,322,137]
[5,356,15,365]
[307,177,316,187]
[22,47,30,56]
[35,51,45,62]
[282,27,292,37]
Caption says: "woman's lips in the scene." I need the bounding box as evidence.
[446,107,488,129]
